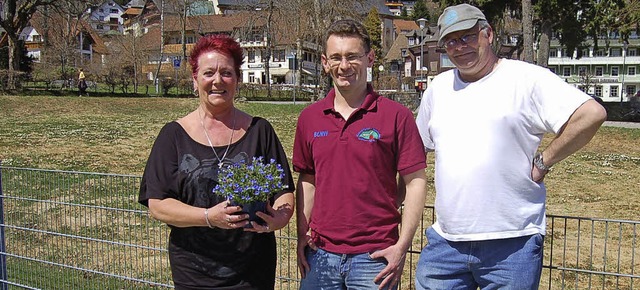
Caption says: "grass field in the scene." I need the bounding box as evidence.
[1,94,638,220]
[1,95,639,289]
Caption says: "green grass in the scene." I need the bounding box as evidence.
[8,258,168,289]
[1,95,639,289]
[1,94,638,219]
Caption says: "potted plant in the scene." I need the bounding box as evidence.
[213,156,287,227]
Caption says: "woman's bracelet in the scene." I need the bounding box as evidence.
[204,208,215,228]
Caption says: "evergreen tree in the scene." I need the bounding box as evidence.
[411,0,429,21]
[363,7,382,79]
[400,7,409,19]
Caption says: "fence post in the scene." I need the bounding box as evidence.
[0,162,7,290]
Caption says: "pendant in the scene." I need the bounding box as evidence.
[218,162,223,168]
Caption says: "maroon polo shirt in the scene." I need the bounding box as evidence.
[292,86,426,254]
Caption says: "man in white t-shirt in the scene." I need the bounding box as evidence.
[414,4,607,289]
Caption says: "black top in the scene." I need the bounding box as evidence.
[139,117,295,290]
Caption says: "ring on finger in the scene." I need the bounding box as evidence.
[226,217,231,222]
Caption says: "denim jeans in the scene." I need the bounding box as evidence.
[415,227,543,290]
[299,247,396,290]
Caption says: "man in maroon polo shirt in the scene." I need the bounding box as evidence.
[292,19,428,290]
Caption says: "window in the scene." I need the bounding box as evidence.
[595,67,603,76]
[595,49,605,57]
[248,50,255,63]
[563,67,571,77]
[578,66,587,76]
[610,48,622,57]
[611,66,619,76]
[581,49,589,57]
[110,9,118,13]
[549,67,557,74]
[610,85,619,97]
[248,72,255,83]
[186,36,195,44]
[440,54,454,68]
[97,24,104,30]
[628,66,636,76]
[110,17,119,24]
[594,86,602,97]
[549,49,557,58]
[626,85,636,96]
[629,48,637,56]
[32,35,41,42]
[272,50,285,62]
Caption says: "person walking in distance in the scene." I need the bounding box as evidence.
[77,69,87,96]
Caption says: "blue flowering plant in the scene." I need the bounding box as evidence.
[214,156,287,204]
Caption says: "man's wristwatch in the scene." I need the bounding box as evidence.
[533,152,552,171]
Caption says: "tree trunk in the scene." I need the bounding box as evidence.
[521,0,534,63]
[154,0,165,95]
[264,0,273,98]
[536,20,552,68]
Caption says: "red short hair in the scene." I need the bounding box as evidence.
[189,34,244,78]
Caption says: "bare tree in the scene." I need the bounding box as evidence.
[108,33,148,93]
[272,0,367,99]
[0,0,57,89]
[521,0,533,63]
[153,0,165,94]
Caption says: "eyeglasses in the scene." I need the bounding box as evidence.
[327,52,368,66]
[442,28,484,49]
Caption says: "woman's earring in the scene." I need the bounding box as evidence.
[193,89,198,97]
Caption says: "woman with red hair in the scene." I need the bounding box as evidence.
[139,34,295,289]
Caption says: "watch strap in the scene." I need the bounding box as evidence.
[533,152,552,171]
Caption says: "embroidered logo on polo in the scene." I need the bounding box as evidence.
[313,130,329,138]
[357,128,380,142]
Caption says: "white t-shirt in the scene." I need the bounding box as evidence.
[416,59,590,241]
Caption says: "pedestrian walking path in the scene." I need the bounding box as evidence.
[603,121,640,129]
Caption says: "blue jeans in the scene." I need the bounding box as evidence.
[300,247,396,290]
[415,227,543,290]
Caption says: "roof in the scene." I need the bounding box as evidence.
[356,0,394,17]
[122,7,143,16]
[138,26,161,50]
[126,0,146,8]
[393,19,419,35]
[162,12,264,36]
[216,0,393,16]
[385,33,408,61]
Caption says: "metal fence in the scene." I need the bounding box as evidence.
[0,166,638,289]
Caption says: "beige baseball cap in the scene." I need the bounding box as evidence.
[437,4,486,47]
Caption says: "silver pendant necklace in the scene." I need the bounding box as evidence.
[199,107,236,168]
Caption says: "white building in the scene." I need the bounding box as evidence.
[548,33,640,102]
[18,26,42,62]
[87,0,126,35]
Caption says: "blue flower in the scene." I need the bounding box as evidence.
[213,156,286,204]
